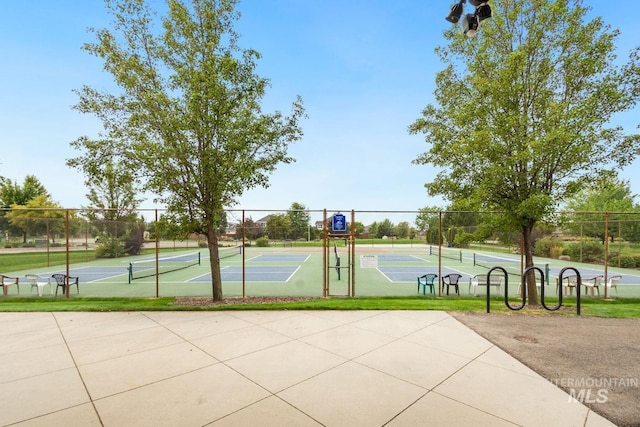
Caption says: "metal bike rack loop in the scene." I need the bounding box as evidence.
[535,265,560,311]
[557,266,582,316]
[486,265,582,315]
[486,266,511,313]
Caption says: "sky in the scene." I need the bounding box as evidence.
[1,1,639,227]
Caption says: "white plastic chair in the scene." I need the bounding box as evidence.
[468,274,502,296]
[605,275,621,296]
[25,274,52,297]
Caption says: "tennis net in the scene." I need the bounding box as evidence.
[128,252,201,281]
[219,245,242,259]
[473,253,549,280]
[429,245,462,262]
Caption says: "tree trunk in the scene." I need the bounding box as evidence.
[522,223,539,306]
[207,225,224,302]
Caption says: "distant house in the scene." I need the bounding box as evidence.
[256,215,271,228]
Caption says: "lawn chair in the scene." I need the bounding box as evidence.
[582,275,603,296]
[52,274,80,297]
[605,275,621,296]
[1,275,20,296]
[442,273,463,296]
[557,275,578,296]
[468,274,502,297]
[25,274,52,297]
[417,273,437,296]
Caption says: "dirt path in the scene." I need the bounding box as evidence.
[451,312,640,427]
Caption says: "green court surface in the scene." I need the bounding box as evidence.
[2,244,639,300]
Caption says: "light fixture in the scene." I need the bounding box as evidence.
[462,13,479,37]
[445,0,466,24]
[476,3,492,22]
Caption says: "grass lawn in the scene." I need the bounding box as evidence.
[1,296,639,318]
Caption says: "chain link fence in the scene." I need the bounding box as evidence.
[1,208,639,299]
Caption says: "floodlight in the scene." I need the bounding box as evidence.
[476,3,492,22]
[445,0,466,24]
[462,13,479,37]
[468,0,485,6]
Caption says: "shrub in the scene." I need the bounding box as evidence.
[550,246,565,259]
[564,240,604,263]
[533,237,562,257]
[256,237,269,247]
[453,230,473,248]
[608,255,640,268]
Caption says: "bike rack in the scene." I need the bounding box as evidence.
[486,267,513,312]
[557,266,582,316]
[486,265,582,315]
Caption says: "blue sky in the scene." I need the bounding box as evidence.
[1,1,638,226]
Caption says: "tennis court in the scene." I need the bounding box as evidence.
[247,254,310,263]
[191,265,301,282]
[376,254,427,263]
[4,243,640,299]
[50,266,130,283]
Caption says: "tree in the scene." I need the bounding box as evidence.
[235,216,265,241]
[394,221,410,239]
[6,194,68,244]
[0,175,48,207]
[286,202,310,240]
[410,0,640,305]
[83,160,144,256]
[564,177,640,243]
[266,213,291,240]
[415,207,442,244]
[0,176,50,242]
[350,221,365,238]
[376,218,394,238]
[68,0,305,301]
[368,221,379,239]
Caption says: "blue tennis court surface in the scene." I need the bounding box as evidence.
[50,266,129,283]
[248,254,310,262]
[191,266,300,282]
[378,266,469,283]
[377,255,426,262]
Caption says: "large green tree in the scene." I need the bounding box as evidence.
[266,213,291,240]
[0,175,50,242]
[83,160,144,256]
[286,202,310,240]
[564,177,640,243]
[410,0,640,305]
[0,175,48,208]
[67,0,305,301]
[6,194,68,244]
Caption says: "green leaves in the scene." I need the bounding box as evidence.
[411,0,640,216]
[68,0,305,300]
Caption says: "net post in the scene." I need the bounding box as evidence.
[545,263,550,282]
[128,263,133,284]
[198,252,201,266]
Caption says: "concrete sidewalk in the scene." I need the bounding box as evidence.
[0,310,614,426]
